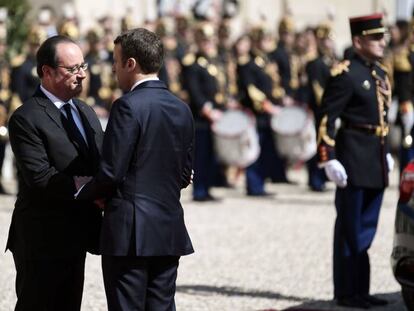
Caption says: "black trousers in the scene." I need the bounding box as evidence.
[13,253,86,311]
[102,255,180,311]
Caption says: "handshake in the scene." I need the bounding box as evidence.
[321,154,394,188]
[73,176,105,209]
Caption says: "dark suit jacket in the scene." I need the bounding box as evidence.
[78,80,194,257]
[6,87,104,259]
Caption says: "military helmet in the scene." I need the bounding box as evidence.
[315,22,333,39]
[58,21,79,40]
[194,22,216,43]
[86,27,104,44]
[278,15,295,34]
[155,18,175,38]
[27,26,47,45]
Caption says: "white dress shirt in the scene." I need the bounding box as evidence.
[130,76,159,91]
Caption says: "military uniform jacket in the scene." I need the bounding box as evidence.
[392,45,412,103]
[236,53,281,127]
[182,53,223,121]
[306,55,333,112]
[268,42,293,97]
[11,55,39,103]
[316,53,390,189]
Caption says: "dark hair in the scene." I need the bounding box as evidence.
[36,35,76,78]
[114,28,164,74]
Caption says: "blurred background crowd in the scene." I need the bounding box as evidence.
[0,0,411,200]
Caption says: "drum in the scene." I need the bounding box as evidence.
[271,106,316,162]
[212,110,260,168]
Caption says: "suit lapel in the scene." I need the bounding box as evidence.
[34,87,99,160]
[34,93,65,130]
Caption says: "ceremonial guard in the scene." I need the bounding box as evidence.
[216,19,238,111]
[84,27,114,116]
[316,14,392,308]
[268,16,297,103]
[234,28,287,195]
[182,23,227,201]
[391,20,414,172]
[155,18,188,102]
[0,31,11,193]
[305,23,337,191]
[11,27,46,106]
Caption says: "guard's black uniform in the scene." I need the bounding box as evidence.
[236,50,288,194]
[305,55,333,191]
[84,52,113,109]
[182,52,226,200]
[11,55,39,103]
[268,42,294,98]
[317,52,390,302]
[392,44,414,172]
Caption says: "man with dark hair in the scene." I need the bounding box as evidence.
[6,35,103,310]
[76,28,194,311]
[316,14,392,308]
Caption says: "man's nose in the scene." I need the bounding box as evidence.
[77,68,87,78]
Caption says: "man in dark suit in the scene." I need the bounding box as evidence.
[76,28,194,311]
[6,35,103,310]
[316,14,392,308]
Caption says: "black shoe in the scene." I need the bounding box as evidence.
[193,194,221,202]
[337,296,370,309]
[309,184,326,192]
[272,178,297,185]
[361,294,388,306]
[247,191,275,197]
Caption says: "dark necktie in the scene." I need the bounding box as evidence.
[63,103,89,153]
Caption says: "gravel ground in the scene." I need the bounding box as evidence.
[0,167,406,311]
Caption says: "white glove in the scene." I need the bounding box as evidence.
[401,110,414,134]
[323,159,348,188]
[386,153,394,172]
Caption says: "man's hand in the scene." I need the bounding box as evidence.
[94,198,105,209]
[201,102,223,123]
[74,176,92,191]
[386,153,394,172]
[401,110,414,135]
[401,101,414,135]
[282,95,295,107]
[322,159,348,188]
[262,99,281,115]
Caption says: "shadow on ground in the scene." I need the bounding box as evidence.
[177,285,404,311]
[282,292,403,311]
[177,284,309,302]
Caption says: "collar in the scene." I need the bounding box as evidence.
[40,85,76,110]
[130,76,159,91]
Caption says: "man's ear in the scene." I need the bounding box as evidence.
[352,36,362,50]
[126,57,137,72]
[42,65,52,78]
